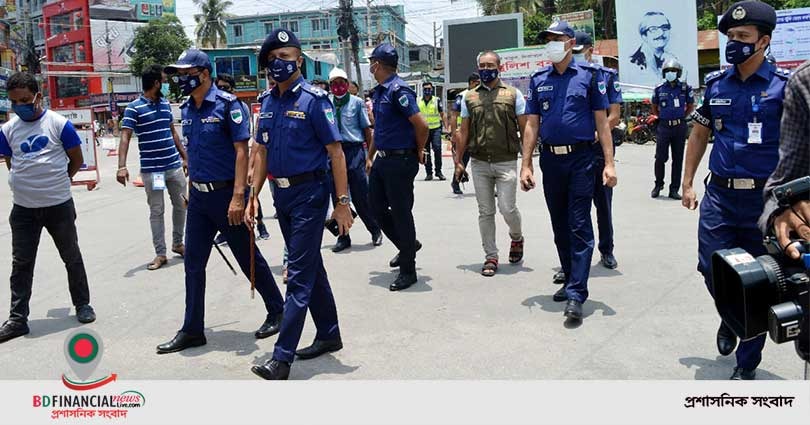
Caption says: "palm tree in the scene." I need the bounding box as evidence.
[194,0,232,48]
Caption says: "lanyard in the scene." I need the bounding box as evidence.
[751,95,759,123]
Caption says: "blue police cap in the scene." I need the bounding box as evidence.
[573,30,593,51]
[368,43,398,67]
[718,1,777,35]
[164,49,212,74]
[538,20,576,42]
[259,29,302,69]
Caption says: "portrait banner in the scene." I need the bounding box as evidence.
[616,0,699,88]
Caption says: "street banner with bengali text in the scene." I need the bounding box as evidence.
[494,46,550,94]
[719,7,810,70]
[616,0,699,88]
[552,9,596,41]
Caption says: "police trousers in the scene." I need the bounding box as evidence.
[540,146,595,303]
[655,122,687,191]
[272,178,340,363]
[423,128,444,176]
[369,152,420,274]
[328,143,381,243]
[698,181,767,370]
[182,186,284,336]
[592,143,614,255]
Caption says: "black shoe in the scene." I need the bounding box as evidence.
[436,173,447,181]
[372,231,383,246]
[668,190,682,200]
[76,305,96,324]
[730,367,756,380]
[564,299,583,320]
[332,236,351,253]
[156,331,207,354]
[389,240,422,268]
[424,174,433,181]
[651,184,664,198]
[257,222,270,240]
[717,321,738,356]
[390,272,418,291]
[0,320,29,343]
[553,271,566,284]
[251,359,290,380]
[600,253,618,269]
[214,233,227,245]
[295,338,343,360]
[452,185,463,195]
[255,313,283,339]
[553,286,568,302]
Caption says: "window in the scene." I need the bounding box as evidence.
[233,24,243,38]
[50,13,72,36]
[311,43,331,50]
[312,18,329,32]
[52,44,76,63]
[263,22,274,34]
[409,50,419,62]
[72,11,83,31]
[280,20,299,33]
[215,56,251,77]
[320,18,330,31]
[315,61,322,76]
[33,18,45,42]
[55,77,88,98]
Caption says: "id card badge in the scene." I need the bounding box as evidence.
[673,98,680,108]
[747,122,763,144]
[152,172,166,190]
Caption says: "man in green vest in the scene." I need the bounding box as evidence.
[418,81,446,181]
[453,51,528,277]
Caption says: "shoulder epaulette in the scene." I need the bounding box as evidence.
[531,65,552,78]
[216,91,237,102]
[302,83,328,98]
[704,69,727,85]
[773,67,792,80]
[257,89,273,101]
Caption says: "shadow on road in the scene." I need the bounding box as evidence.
[678,356,786,380]
[521,295,617,319]
[179,327,261,357]
[123,258,182,278]
[455,263,535,276]
[368,270,433,293]
[251,352,360,380]
[324,243,377,253]
[548,265,624,279]
[25,308,83,339]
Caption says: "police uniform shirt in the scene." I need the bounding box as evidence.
[256,76,342,178]
[371,74,420,150]
[692,61,790,179]
[526,61,609,145]
[180,84,249,182]
[652,81,693,120]
[602,66,624,106]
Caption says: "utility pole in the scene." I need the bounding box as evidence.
[366,0,373,48]
[20,0,38,73]
[105,21,117,122]
[338,0,364,94]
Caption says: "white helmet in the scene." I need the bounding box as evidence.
[328,68,349,82]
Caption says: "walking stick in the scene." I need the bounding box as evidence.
[249,185,256,299]
[213,243,238,275]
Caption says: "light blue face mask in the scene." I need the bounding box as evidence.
[665,71,678,82]
[161,83,170,97]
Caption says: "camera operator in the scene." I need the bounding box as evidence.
[759,61,810,258]
[681,1,790,380]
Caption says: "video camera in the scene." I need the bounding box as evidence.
[712,177,810,362]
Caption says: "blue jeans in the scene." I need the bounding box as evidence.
[423,128,443,176]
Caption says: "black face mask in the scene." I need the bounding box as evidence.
[725,37,766,65]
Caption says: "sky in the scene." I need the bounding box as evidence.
[173,0,482,48]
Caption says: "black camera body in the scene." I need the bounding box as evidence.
[712,177,810,362]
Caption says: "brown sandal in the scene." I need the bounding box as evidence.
[481,258,498,277]
[172,244,185,257]
[147,256,168,271]
[509,238,524,264]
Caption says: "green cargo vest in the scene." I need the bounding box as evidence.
[465,81,520,163]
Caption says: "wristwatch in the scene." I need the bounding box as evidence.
[337,195,350,206]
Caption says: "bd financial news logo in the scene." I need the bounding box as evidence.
[32,329,146,420]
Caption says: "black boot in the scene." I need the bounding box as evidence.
[651,184,664,198]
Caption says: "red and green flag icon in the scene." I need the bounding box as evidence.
[63,328,105,384]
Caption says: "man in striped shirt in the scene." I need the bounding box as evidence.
[117,64,189,271]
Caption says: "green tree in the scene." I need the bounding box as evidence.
[130,16,192,99]
[194,0,232,48]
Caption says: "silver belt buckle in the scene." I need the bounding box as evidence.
[552,145,570,155]
[732,178,755,190]
[192,182,209,193]
[275,178,291,188]
[377,151,387,158]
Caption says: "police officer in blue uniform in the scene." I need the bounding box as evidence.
[249,30,353,380]
[365,43,430,291]
[682,1,789,380]
[156,49,286,354]
[651,59,695,200]
[521,21,617,321]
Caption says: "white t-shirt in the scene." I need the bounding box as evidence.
[460,86,526,118]
[0,110,82,208]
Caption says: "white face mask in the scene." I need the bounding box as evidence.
[546,41,569,63]
[665,71,678,82]
[572,53,587,63]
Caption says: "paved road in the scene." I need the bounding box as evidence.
[0,143,804,380]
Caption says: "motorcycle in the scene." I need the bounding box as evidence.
[628,113,658,145]
[612,120,627,147]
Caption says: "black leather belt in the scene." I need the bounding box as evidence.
[663,118,684,126]
[377,149,416,158]
[191,180,233,193]
[709,174,767,190]
[542,142,590,155]
[273,170,326,188]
